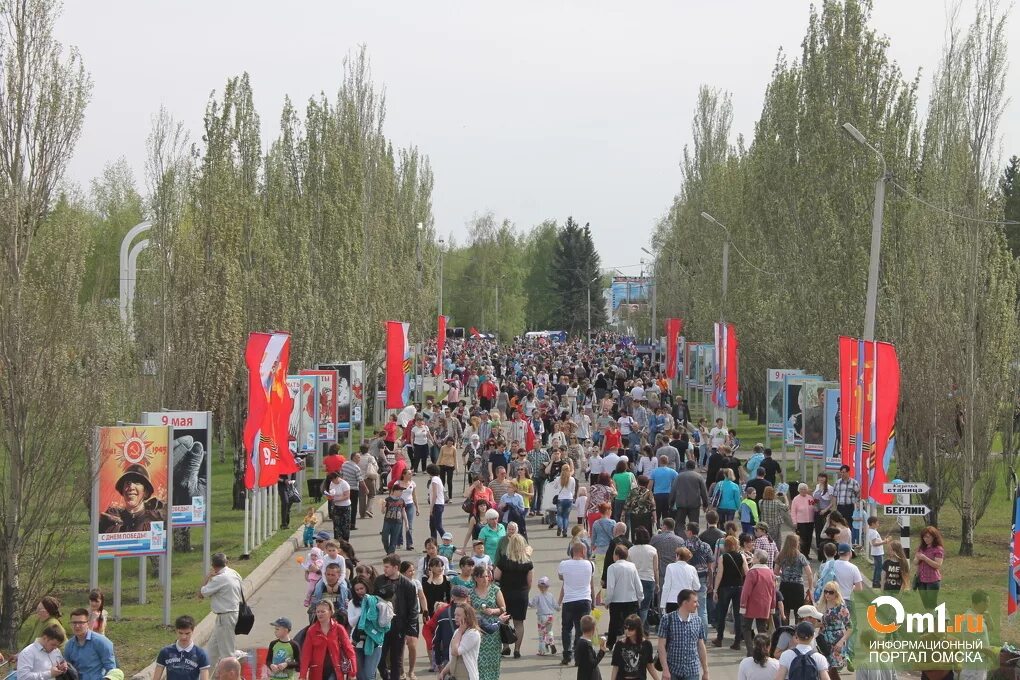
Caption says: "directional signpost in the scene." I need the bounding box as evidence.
[884,505,931,516]
[881,481,929,557]
[883,482,930,495]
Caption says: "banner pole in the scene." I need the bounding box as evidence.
[89,428,100,590]
[112,557,122,620]
[163,425,174,627]
[138,557,147,604]
[204,412,213,570]
[242,491,250,558]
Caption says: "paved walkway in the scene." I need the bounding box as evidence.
[235,469,761,680]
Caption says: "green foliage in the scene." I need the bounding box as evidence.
[1002,155,1020,255]
[653,0,1018,552]
[551,217,605,335]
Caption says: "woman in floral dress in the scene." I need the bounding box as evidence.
[469,564,508,677]
[819,580,852,678]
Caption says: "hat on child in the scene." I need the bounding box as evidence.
[314,530,330,541]
[538,576,550,586]
[442,532,453,540]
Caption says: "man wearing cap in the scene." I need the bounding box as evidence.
[98,464,166,533]
[198,553,243,668]
[266,617,299,680]
[63,608,116,680]
[777,622,828,679]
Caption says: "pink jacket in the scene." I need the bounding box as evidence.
[790,494,816,525]
[739,565,776,620]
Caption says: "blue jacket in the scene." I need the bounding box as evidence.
[64,631,116,680]
[716,480,742,511]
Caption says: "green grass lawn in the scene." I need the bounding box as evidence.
[28,431,361,674]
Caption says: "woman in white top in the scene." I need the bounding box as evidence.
[397,468,420,551]
[737,633,781,680]
[411,416,435,474]
[661,547,700,614]
[636,446,658,477]
[324,472,352,541]
[549,464,577,537]
[628,526,659,626]
[439,603,482,680]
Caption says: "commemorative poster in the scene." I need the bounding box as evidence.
[336,363,352,433]
[767,369,803,438]
[783,374,821,446]
[301,369,338,442]
[350,361,365,427]
[700,346,715,395]
[801,380,837,458]
[287,374,319,453]
[142,411,210,527]
[95,425,171,557]
[822,387,842,470]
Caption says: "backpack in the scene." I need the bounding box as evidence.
[376,598,395,628]
[813,560,836,601]
[788,647,818,680]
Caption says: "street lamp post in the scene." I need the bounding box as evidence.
[641,247,658,372]
[841,122,890,342]
[586,275,599,343]
[416,222,423,289]
[438,237,445,319]
[699,212,731,323]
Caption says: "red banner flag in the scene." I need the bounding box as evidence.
[244,332,298,489]
[712,322,739,408]
[434,315,447,376]
[839,336,900,505]
[386,321,411,409]
[665,318,683,378]
[469,326,481,339]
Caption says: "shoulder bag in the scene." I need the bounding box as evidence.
[235,576,255,634]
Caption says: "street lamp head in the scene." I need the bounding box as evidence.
[640,246,653,256]
[700,211,715,223]
[416,222,423,231]
[841,122,868,146]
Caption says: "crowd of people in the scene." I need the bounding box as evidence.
[8,334,959,680]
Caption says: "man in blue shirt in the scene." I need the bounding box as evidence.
[153,616,210,680]
[649,456,678,529]
[64,609,116,680]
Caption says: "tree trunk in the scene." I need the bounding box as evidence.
[173,528,192,552]
[1,552,21,650]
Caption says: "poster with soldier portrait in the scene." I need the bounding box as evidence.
[801,380,836,458]
[94,425,171,557]
[336,364,352,433]
[142,411,211,527]
[783,374,821,446]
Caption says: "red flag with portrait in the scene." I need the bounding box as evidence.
[244,332,298,489]
[665,318,683,379]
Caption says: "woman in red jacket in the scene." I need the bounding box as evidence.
[300,600,357,680]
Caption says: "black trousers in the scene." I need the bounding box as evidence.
[349,490,360,530]
[379,624,405,680]
[439,465,454,491]
[654,494,670,527]
[674,506,701,529]
[607,601,639,648]
[797,522,815,558]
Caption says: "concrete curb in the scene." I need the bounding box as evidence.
[131,501,329,680]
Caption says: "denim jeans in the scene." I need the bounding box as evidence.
[532,477,545,512]
[356,644,383,680]
[639,579,655,625]
[699,443,709,467]
[381,520,402,554]
[697,576,709,632]
[612,498,626,522]
[872,554,884,588]
[404,502,416,547]
[429,503,445,542]
[557,498,573,534]
[560,599,592,660]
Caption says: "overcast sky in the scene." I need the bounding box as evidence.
[58,1,1019,273]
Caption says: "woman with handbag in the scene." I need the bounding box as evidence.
[438,605,481,680]
[494,534,533,659]
[299,600,357,680]
[469,565,509,677]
